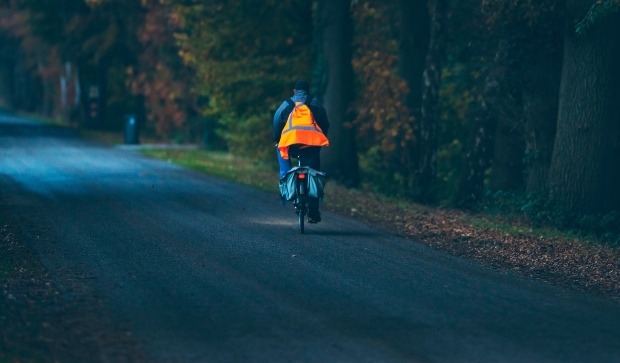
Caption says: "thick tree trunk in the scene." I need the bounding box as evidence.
[417,0,447,203]
[316,0,359,187]
[548,0,620,215]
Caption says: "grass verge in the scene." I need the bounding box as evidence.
[141,149,620,302]
[141,149,278,192]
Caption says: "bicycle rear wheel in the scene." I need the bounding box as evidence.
[298,202,305,234]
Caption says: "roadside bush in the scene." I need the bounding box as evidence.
[482,189,620,246]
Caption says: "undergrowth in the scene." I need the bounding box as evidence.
[480,189,620,247]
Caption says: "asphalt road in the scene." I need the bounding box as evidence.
[1,113,620,363]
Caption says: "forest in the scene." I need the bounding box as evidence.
[0,0,619,239]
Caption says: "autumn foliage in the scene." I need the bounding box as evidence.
[351,2,415,193]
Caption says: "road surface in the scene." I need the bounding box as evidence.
[1,113,619,362]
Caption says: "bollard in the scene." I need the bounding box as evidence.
[124,114,139,144]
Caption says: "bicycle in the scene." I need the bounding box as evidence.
[279,151,327,234]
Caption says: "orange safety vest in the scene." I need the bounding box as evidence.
[278,101,329,159]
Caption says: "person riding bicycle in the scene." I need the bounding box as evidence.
[273,80,329,223]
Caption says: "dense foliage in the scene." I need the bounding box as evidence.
[173,0,313,158]
[1,0,618,237]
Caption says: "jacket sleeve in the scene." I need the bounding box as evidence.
[310,97,330,137]
[273,101,292,142]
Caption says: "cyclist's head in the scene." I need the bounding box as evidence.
[293,80,309,93]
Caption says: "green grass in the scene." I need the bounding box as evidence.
[463,216,604,245]
[140,149,280,193]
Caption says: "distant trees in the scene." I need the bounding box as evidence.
[131,0,195,138]
[457,0,565,204]
[174,0,314,156]
[0,0,144,128]
[351,1,414,194]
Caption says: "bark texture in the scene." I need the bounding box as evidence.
[398,0,430,114]
[317,0,359,187]
[549,0,620,214]
[417,0,447,203]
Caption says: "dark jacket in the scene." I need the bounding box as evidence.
[272,90,329,142]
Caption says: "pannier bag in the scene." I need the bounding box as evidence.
[280,169,298,201]
[307,168,327,198]
[279,167,327,201]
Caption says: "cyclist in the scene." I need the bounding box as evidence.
[273,80,330,223]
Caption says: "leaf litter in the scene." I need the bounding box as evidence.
[324,184,620,303]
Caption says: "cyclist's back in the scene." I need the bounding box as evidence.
[273,80,329,222]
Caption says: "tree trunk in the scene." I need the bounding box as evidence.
[522,55,561,193]
[455,101,496,208]
[520,6,565,194]
[316,0,359,187]
[456,41,506,207]
[489,115,524,192]
[417,0,447,203]
[487,39,524,192]
[398,0,430,115]
[398,0,430,190]
[548,0,620,215]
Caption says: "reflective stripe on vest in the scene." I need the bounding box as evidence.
[282,102,324,135]
[282,125,324,134]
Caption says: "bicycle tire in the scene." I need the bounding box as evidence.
[298,202,305,234]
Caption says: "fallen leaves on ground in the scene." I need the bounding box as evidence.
[324,184,620,303]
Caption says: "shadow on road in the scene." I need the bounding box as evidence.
[307,229,382,238]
